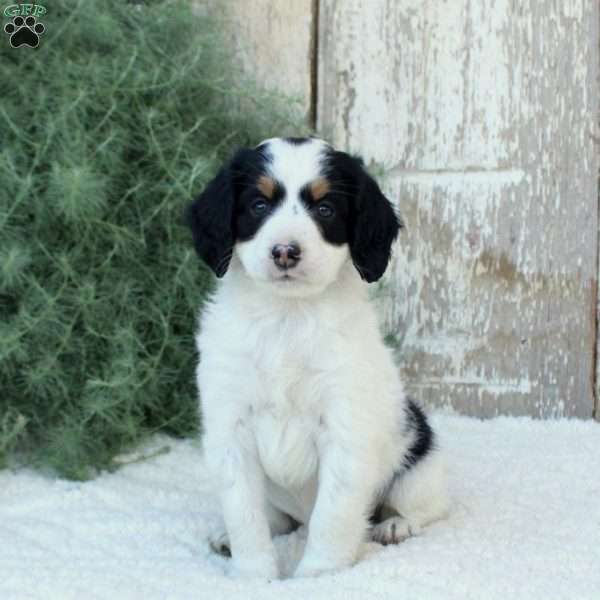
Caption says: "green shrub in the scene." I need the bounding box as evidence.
[0,0,302,479]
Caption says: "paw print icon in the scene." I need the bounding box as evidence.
[4,15,45,48]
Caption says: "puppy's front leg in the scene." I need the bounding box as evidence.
[211,442,278,579]
[294,443,379,577]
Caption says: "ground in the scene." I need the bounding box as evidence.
[2,414,599,600]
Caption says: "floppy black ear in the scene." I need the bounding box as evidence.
[185,147,267,276]
[350,160,402,283]
[185,162,235,277]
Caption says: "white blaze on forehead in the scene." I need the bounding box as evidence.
[258,138,331,196]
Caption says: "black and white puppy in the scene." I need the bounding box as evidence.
[186,137,448,578]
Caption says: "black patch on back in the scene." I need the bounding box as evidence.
[403,398,434,469]
[369,398,435,525]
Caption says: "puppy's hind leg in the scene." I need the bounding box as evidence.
[371,400,449,546]
[371,450,449,545]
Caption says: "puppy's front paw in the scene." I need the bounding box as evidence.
[230,552,279,580]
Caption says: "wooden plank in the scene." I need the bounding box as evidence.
[319,0,599,417]
[199,0,314,121]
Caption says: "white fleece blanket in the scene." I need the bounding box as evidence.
[2,414,599,600]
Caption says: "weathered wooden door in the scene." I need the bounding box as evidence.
[318,0,599,417]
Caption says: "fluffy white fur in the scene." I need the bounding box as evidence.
[192,138,448,579]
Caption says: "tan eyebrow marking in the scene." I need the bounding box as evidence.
[310,177,330,201]
[257,175,276,199]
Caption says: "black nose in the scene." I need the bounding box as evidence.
[271,243,301,270]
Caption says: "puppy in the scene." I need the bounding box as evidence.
[186,137,448,578]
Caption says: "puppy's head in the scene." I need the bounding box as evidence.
[186,137,402,296]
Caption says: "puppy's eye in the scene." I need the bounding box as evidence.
[250,199,268,217]
[317,203,335,219]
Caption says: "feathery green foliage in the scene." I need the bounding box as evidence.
[0,0,302,478]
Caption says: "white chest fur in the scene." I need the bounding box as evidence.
[239,305,334,487]
[252,370,323,490]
